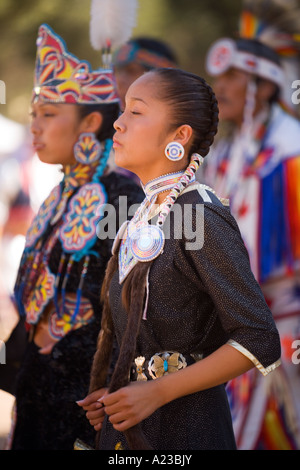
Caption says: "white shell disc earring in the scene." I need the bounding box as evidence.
[164,141,185,161]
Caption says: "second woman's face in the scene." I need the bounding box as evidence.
[30,102,83,166]
[113,73,176,182]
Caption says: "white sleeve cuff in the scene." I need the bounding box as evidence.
[227,339,281,376]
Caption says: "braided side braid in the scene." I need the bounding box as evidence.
[190,80,219,158]
[89,252,118,394]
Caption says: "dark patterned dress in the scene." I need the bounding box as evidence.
[99,184,281,450]
[10,167,144,450]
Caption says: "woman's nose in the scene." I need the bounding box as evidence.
[30,118,41,135]
[113,114,125,132]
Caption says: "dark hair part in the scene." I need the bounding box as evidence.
[149,68,219,157]
[77,102,120,141]
[89,69,219,450]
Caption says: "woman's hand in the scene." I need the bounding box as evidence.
[100,380,162,432]
[77,388,108,431]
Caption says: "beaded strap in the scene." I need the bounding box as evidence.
[92,138,113,182]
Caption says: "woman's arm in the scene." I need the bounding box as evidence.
[79,343,253,432]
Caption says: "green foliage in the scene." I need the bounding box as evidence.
[0,0,242,123]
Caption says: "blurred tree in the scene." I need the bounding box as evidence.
[0,0,241,123]
[162,0,241,73]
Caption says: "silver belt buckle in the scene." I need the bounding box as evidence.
[148,351,187,380]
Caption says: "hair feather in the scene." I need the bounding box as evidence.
[242,0,300,48]
[90,0,138,51]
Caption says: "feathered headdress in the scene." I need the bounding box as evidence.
[90,0,138,67]
[239,0,300,115]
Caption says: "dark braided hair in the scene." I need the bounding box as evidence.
[77,102,120,141]
[89,68,219,450]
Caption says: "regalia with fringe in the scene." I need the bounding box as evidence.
[204,0,300,450]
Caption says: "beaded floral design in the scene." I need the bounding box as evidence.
[48,296,94,340]
[15,140,112,328]
[59,182,107,252]
[25,265,55,324]
[25,185,61,248]
[64,161,98,187]
[74,133,102,164]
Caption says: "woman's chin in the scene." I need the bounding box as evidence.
[36,152,75,166]
[115,157,131,172]
[37,155,59,165]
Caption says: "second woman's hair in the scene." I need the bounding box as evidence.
[78,102,120,142]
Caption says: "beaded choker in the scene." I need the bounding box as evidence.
[142,170,185,202]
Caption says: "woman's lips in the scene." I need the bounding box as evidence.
[112,138,122,149]
[33,142,45,151]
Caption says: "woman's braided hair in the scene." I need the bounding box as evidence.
[89,68,219,450]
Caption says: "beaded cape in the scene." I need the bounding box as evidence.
[14,159,105,333]
[11,161,145,450]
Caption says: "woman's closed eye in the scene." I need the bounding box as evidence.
[29,111,56,118]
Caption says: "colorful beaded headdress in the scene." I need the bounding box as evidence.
[238,0,300,115]
[33,23,119,104]
[206,37,284,88]
[33,0,138,104]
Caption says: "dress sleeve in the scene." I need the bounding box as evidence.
[182,198,281,376]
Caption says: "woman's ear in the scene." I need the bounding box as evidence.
[172,124,193,147]
[80,111,103,134]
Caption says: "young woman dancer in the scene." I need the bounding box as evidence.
[9,24,143,450]
[79,68,281,450]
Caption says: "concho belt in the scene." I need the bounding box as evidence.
[130,351,203,381]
